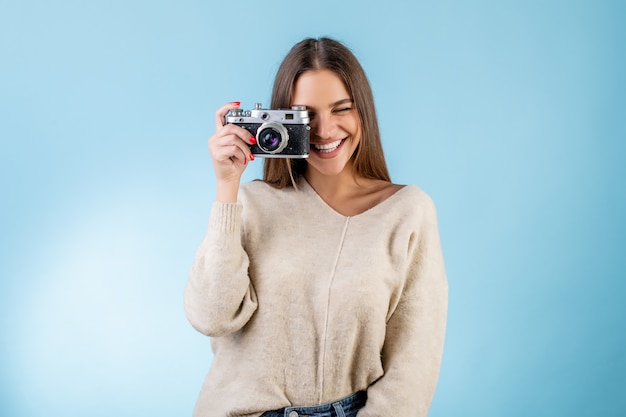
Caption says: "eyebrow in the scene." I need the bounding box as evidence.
[292,98,354,110]
[332,98,354,106]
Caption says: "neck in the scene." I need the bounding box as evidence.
[304,163,361,199]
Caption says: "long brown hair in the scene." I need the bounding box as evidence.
[263,37,391,188]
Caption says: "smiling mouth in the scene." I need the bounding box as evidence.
[312,139,345,153]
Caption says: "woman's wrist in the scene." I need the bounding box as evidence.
[216,180,240,203]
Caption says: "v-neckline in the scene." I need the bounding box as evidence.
[299,178,410,219]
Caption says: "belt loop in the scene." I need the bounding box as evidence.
[332,402,346,417]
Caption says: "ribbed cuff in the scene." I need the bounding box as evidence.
[208,202,243,234]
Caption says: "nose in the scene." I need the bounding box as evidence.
[312,113,336,140]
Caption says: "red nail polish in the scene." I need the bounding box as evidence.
[249,154,255,161]
[250,136,257,145]
[232,101,241,106]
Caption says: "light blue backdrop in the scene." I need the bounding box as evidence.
[1,0,624,416]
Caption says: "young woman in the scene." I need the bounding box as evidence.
[185,37,448,417]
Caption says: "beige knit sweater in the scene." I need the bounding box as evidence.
[184,179,448,417]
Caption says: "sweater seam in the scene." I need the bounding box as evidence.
[318,216,350,402]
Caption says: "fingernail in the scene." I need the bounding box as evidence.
[249,154,255,161]
[250,136,257,145]
[232,101,241,106]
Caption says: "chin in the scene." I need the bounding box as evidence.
[307,156,353,177]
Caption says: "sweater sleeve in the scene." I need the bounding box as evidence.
[184,202,258,337]
[358,196,448,417]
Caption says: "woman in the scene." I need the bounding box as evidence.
[185,37,448,417]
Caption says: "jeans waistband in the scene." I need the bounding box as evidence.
[260,391,367,417]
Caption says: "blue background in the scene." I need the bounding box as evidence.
[1,0,624,415]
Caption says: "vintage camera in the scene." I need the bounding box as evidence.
[226,103,310,158]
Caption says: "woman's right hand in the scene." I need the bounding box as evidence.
[208,102,257,202]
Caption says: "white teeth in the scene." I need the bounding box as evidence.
[314,139,342,153]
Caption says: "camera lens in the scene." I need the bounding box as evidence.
[256,122,289,154]
[259,128,282,152]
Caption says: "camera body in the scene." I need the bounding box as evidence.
[226,103,310,158]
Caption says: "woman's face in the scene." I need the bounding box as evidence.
[291,69,361,178]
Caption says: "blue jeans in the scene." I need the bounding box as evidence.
[260,391,367,417]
